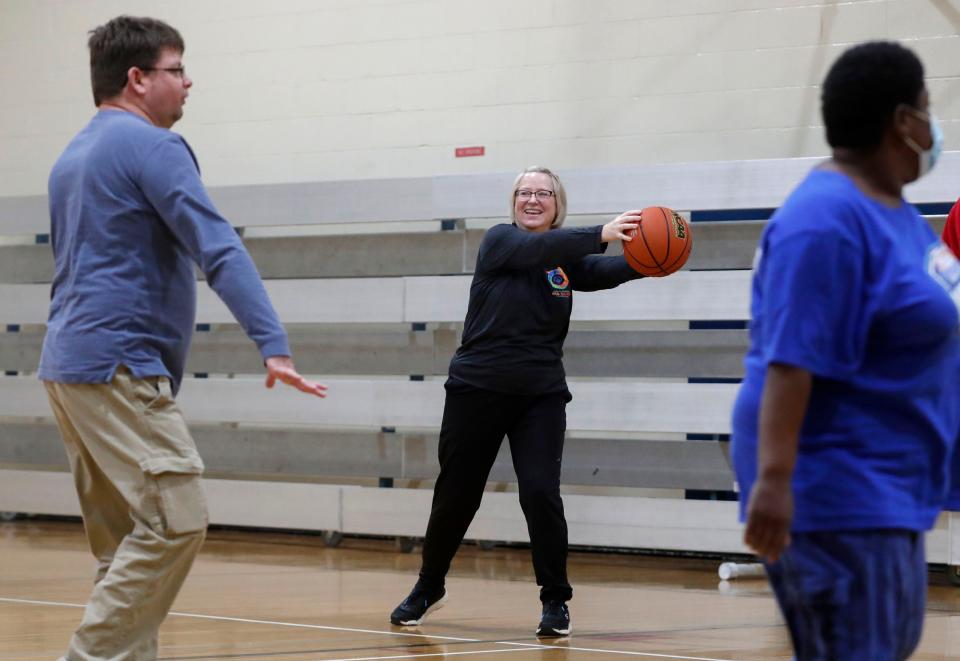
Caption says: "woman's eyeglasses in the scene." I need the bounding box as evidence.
[515,189,554,201]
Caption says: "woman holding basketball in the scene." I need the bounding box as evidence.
[389,166,647,637]
[732,41,960,659]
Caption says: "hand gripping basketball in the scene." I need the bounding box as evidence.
[622,206,693,277]
[601,210,642,243]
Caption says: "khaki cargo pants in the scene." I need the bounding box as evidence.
[44,366,208,661]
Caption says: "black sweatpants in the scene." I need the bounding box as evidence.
[416,380,573,603]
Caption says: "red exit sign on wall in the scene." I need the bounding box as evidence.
[455,146,485,158]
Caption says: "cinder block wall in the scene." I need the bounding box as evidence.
[1,0,958,196]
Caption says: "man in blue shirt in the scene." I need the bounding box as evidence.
[732,41,959,660]
[39,16,326,661]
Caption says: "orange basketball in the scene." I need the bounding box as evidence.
[623,206,692,277]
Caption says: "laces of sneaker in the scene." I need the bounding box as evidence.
[543,601,567,617]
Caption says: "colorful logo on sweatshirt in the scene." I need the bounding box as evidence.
[546,267,570,298]
[546,267,569,289]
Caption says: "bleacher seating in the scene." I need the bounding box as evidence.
[1,154,958,565]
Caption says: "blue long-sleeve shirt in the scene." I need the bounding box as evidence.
[39,110,289,394]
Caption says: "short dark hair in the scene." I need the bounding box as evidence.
[821,41,925,150]
[87,16,184,105]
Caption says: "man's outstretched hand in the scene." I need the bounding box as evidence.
[265,356,327,397]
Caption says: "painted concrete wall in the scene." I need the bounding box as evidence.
[1,0,959,196]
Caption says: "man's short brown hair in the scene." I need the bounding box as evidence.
[87,16,184,105]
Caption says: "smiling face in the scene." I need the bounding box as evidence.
[513,172,557,233]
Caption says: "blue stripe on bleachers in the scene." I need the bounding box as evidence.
[688,377,742,384]
[687,433,731,441]
[916,202,954,215]
[685,490,737,501]
[690,202,952,223]
[690,208,775,222]
[689,320,748,330]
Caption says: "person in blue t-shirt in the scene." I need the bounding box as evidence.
[732,41,960,660]
[40,16,326,661]
[950,451,960,512]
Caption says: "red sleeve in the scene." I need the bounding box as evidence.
[942,198,960,256]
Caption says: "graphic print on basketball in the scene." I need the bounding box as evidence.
[623,206,693,277]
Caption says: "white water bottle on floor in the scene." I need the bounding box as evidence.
[718,562,765,580]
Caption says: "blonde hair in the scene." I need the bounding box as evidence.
[510,166,567,230]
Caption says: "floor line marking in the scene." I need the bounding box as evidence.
[0,596,83,609]
[171,610,484,642]
[299,649,537,661]
[0,596,732,660]
[505,641,730,660]
[0,598,478,643]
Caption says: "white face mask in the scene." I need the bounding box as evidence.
[904,109,944,178]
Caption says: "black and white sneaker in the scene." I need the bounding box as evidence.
[536,600,571,637]
[390,586,448,626]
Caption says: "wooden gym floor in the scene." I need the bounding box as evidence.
[2,519,959,660]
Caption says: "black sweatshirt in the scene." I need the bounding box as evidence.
[448,223,644,395]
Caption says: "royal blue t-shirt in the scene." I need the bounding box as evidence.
[949,448,960,510]
[39,110,289,394]
[732,169,960,532]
